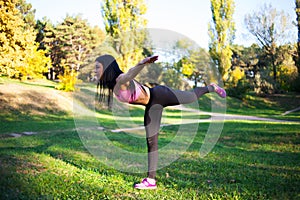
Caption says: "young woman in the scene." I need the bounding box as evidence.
[95,54,226,189]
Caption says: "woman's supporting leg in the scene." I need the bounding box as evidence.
[146,134,159,179]
[144,104,163,179]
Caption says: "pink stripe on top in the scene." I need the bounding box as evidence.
[115,80,143,103]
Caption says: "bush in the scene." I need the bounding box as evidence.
[56,67,81,92]
[291,75,300,92]
[227,78,252,99]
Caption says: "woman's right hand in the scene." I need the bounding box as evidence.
[139,56,158,65]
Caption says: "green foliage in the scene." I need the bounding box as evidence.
[251,44,297,94]
[230,43,299,95]
[135,59,163,85]
[0,0,50,80]
[101,0,148,71]
[231,44,260,83]
[295,0,300,75]
[161,67,186,89]
[245,4,294,92]
[56,67,81,92]
[208,0,236,83]
[16,0,36,28]
[35,18,56,51]
[176,39,215,86]
[276,45,298,91]
[35,18,62,80]
[18,45,51,80]
[226,78,252,99]
[35,15,104,90]
[34,14,107,84]
[55,15,100,71]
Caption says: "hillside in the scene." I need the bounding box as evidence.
[0,78,76,134]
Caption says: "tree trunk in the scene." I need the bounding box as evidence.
[296,0,300,74]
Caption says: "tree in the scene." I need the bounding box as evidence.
[55,15,100,72]
[293,0,300,92]
[101,0,148,71]
[77,27,106,81]
[208,0,236,84]
[0,0,49,80]
[54,15,102,91]
[245,4,294,90]
[276,45,298,91]
[16,0,36,28]
[229,44,263,96]
[295,0,300,75]
[35,18,64,80]
[175,39,213,87]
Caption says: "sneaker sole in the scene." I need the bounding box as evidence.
[134,186,157,190]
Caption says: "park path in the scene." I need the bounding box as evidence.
[2,105,299,139]
[281,106,300,116]
[172,105,299,123]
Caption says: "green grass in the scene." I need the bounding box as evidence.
[196,92,300,121]
[0,79,299,199]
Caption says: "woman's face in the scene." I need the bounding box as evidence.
[95,61,103,79]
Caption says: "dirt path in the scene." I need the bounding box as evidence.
[171,105,299,123]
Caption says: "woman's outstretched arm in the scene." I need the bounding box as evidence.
[116,56,158,84]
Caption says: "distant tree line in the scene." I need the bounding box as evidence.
[0,0,299,95]
[208,0,298,97]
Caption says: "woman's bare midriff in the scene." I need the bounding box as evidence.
[131,86,150,105]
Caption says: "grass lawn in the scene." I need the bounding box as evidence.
[0,79,299,199]
[196,92,300,121]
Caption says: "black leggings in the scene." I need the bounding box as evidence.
[144,85,209,178]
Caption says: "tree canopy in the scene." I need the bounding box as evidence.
[0,0,49,80]
[245,3,296,93]
[101,0,149,71]
[208,0,236,85]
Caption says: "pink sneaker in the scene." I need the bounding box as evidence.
[134,178,157,190]
[210,83,226,98]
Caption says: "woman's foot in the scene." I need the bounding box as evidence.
[209,83,226,98]
[134,178,157,190]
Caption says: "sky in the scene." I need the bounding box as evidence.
[26,0,297,49]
